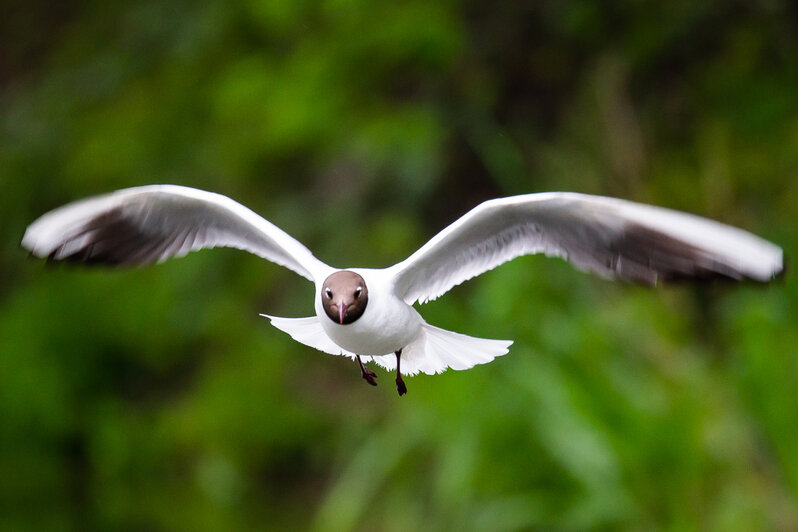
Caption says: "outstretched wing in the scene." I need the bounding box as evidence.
[22,185,333,282]
[388,193,784,304]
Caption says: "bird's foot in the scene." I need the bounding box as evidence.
[356,355,378,387]
[361,368,378,387]
[395,375,407,396]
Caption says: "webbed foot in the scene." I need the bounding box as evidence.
[356,355,378,387]
[362,368,378,386]
[395,349,407,396]
[395,375,407,396]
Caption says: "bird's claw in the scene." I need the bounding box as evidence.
[396,377,407,396]
[357,355,378,386]
[361,370,378,386]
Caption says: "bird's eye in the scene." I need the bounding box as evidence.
[354,286,362,299]
[325,288,332,299]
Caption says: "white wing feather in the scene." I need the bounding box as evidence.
[22,185,333,282]
[388,193,784,305]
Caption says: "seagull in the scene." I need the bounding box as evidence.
[22,185,784,396]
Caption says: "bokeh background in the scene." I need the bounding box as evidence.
[2,1,797,530]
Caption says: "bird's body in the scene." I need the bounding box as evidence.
[22,185,784,395]
[314,269,422,356]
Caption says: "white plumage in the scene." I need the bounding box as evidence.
[22,185,784,393]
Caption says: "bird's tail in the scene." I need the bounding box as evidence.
[260,314,354,358]
[373,323,512,376]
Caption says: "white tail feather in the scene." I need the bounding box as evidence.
[260,315,355,359]
[372,323,512,376]
[262,315,511,377]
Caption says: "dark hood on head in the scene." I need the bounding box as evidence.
[321,270,368,325]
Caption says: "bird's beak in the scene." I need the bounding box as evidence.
[338,302,346,324]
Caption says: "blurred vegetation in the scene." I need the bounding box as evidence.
[2,0,797,530]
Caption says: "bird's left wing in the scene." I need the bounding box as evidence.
[22,185,333,282]
[388,193,784,305]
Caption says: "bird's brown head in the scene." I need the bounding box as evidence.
[321,271,368,325]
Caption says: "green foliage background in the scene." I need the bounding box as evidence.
[2,1,797,530]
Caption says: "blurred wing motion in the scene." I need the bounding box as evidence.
[389,193,784,304]
[21,185,332,282]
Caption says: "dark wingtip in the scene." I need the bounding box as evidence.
[45,248,61,267]
[24,209,168,270]
[18,234,63,267]
[660,271,744,286]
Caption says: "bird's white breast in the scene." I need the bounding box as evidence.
[315,269,422,355]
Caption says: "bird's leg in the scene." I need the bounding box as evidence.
[356,355,378,386]
[395,349,407,396]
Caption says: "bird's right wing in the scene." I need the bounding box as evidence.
[22,185,333,282]
[388,192,784,305]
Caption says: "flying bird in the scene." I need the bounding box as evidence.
[22,186,784,396]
